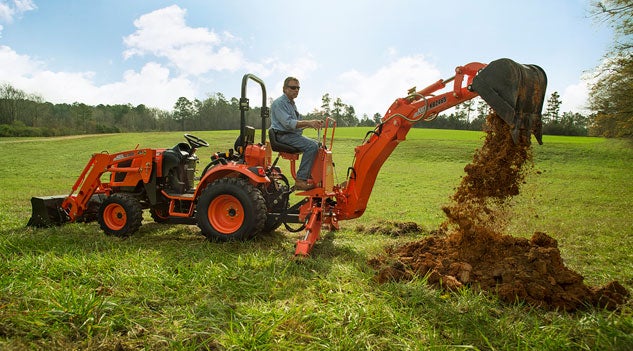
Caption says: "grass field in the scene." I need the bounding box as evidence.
[0,128,632,350]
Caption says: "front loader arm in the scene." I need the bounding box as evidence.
[62,149,154,221]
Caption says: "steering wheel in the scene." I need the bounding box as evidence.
[184,133,209,148]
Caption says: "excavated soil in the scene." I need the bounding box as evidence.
[369,113,629,311]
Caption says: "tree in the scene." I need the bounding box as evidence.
[321,93,331,117]
[373,113,382,125]
[587,0,633,137]
[475,97,490,120]
[343,104,358,127]
[461,99,475,123]
[71,102,92,133]
[545,91,562,123]
[358,113,375,127]
[173,97,195,131]
[0,83,27,124]
[332,97,344,125]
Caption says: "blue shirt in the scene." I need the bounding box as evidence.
[270,94,303,135]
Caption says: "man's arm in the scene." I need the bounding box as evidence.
[296,120,323,129]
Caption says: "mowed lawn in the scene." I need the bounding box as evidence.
[0,128,631,350]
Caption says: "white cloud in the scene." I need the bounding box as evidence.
[0,5,321,111]
[97,63,196,108]
[0,4,254,109]
[13,0,35,12]
[333,55,442,116]
[0,0,36,22]
[0,45,193,109]
[245,54,320,110]
[0,0,36,36]
[0,4,12,22]
[559,80,590,114]
[30,63,194,110]
[0,45,43,78]
[123,5,246,75]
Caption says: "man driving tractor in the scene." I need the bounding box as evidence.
[269,76,323,191]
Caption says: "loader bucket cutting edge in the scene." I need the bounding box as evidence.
[471,58,548,145]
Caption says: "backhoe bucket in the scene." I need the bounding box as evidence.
[471,58,547,144]
[27,195,69,227]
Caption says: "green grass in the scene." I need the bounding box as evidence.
[0,128,632,350]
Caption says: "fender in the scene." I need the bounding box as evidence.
[196,163,270,196]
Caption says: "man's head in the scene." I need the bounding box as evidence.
[283,77,300,100]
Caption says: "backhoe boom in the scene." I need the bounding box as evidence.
[338,62,486,221]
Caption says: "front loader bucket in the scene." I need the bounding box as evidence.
[27,194,106,227]
[471,58,547,145]
[27,195,69,227]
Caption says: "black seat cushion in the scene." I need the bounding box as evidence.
[268,129,301,154]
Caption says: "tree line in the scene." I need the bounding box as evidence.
[0,87,257,137]
[0,81,590,138]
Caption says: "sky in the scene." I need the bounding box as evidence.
[0,0,614,118]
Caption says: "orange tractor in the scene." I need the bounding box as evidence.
[28,58,547,256]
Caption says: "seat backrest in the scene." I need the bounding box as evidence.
[268,129,301,154]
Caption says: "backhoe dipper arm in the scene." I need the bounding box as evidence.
[336,62,486,220]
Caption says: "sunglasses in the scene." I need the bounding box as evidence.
[286,86,300,90]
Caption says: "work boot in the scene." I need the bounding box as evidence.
[295,179,315,191]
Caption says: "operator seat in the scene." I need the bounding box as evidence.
[268,129,301,154]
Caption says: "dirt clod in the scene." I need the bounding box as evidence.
[370,113,629,311]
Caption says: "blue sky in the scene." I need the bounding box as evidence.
[0,0,613,117]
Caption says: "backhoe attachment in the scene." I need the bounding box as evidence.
[471,58,547,145]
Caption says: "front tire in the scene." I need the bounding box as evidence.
[98,193,143,237]
[196,178,266,241]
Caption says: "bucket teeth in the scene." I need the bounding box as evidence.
[471,58,548,145]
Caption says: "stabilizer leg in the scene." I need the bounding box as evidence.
[294,208,322,257]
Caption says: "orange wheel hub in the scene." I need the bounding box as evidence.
[208,195,244,234]
[102,203,127,230]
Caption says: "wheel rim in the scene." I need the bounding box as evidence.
[208,194,244,234]
[103,203,127,230]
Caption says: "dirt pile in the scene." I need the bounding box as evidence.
[370,113,629,311]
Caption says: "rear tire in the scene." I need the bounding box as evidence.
[98,193,143,237]
[196,178,266,241]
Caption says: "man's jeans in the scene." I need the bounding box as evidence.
[276,132,319,181]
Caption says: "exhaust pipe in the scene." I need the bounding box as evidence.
[471,58,548,145]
